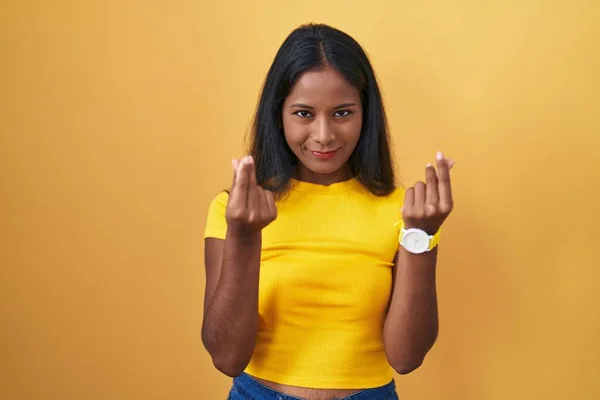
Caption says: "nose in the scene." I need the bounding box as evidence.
[313,116,334,145]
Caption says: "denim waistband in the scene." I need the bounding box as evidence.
[231,372,397,400]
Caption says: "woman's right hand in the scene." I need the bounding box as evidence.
[226,155,277,235]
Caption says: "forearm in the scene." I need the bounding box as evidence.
[202,232,261,376]
[383,247,439,374]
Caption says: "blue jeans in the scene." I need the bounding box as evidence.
[228,373,399,400]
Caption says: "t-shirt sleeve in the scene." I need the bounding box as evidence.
[393,185,407,229]
[203,191,229,239]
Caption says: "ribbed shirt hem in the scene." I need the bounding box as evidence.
[244,366,395,389]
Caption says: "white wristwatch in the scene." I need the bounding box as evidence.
[398,226,441,254]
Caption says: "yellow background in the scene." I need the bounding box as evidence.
[1,1,599,399]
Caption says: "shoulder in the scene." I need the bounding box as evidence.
[348,184,405,215]
[204,190,230,239]
[389,185,406,198]
[206,190,230,217]
[209,190,229,208]
[369,184,406,204]
[380,185,406,213]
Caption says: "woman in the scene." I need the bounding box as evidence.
[202,23,455,400]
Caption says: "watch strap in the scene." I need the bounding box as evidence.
[394,220,441,251]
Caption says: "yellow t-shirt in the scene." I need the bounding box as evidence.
[204,178,405,389]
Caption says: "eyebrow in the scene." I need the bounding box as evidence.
[289,102,357,110]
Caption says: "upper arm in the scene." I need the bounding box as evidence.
[386,186,405,313]
[386,251,399,314]
[204,237,224,316]
[203,191,229,315]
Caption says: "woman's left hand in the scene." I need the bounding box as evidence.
[402,151,455,235]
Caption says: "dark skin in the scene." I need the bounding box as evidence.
[202,67,455,400]
[202,156,276,376]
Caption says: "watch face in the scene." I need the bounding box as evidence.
[403,230,430,253]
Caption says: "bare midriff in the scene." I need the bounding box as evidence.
[254,376,362,400]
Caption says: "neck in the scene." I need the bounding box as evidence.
[295,164,352,186]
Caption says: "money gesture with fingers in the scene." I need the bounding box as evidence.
[402,151,455,235]
[226,155,277,234]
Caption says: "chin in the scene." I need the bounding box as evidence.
[305,161,346,175]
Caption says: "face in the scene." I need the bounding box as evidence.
[282,66,362,185]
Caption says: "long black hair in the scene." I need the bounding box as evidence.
[249,23,395,198]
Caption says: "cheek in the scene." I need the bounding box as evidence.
[282,117,309,149]
[340,116,362,146]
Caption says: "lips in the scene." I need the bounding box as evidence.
[310,149,339,159]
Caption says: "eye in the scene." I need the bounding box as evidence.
[334,110,352,117]
[294,110,313,118]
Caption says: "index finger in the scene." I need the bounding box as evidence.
[436,152,453,206]
[247,156,258,188]
[425,163,439,205]
[229,156,250,208]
